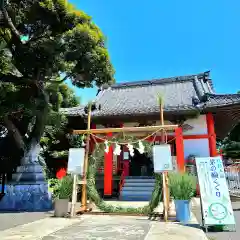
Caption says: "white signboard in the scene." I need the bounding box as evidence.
[67,148,85,175]
[195,156,235,226]
[152,144,173,172]
[123,151,129,160]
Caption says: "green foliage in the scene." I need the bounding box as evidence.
[50,175,73,200]
[40,83,80,175]
[0,0,114,174]
[169,172,197,200]
[222,138,240,159]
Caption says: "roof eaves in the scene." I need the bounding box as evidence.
[203,93,240,108]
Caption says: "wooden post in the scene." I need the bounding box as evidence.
[70,174,78,217]
[80,104,92,212]
[159,96,169,222]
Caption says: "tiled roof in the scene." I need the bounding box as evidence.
[204,93,240,108]
[62,71,240,118]
[92,78,198,117]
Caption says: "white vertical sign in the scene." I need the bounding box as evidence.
[153,144,173,172]
[67,148,85,176]
[195,156,235,226]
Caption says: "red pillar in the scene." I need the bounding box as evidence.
[175,127,185,172]
[104,132,113,196]
[206,113,217,157]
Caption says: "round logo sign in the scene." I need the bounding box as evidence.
[208,203,228,220]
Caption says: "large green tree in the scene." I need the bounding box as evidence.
[0,0,114,173]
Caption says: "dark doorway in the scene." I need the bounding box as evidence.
[129,149,153,176]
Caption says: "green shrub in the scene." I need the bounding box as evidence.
[50,175,73,200]
[169,172,197,200]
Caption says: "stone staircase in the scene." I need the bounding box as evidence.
[119,176,155,201]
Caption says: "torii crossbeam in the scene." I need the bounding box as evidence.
[72,124,178,135]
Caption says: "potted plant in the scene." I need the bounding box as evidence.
[169,172,197,223]
[50,176,73,217]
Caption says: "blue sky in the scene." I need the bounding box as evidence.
[69,0,240,104]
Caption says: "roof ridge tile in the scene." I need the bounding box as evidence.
[111,71,210,89]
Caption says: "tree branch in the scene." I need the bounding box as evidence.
[46,74,72,84]
[0,32,15,54]
[27,26,51,44]
[0,74,33,85]
[4,117,25,151]
[2,8,23,45]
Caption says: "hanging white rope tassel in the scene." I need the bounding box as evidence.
[113,142,121,156]
[127,143,134,156]
[104,140,109,153]
[137,140,145,154]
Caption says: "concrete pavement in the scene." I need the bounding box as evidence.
[0,211,52,231]
[0,214,208,240]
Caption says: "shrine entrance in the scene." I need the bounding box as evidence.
[129,149,153,176]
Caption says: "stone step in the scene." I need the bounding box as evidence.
[122,186,154,191]
[121,191,153,197]
[124,182,155,187]
[124,179,155,183]
[12,172,45,182]
[7,181,48,185]
[119,195,152,201]
[125,176,155,179]
[17,164,43,173]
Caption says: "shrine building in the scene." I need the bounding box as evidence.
[63,71,240,201]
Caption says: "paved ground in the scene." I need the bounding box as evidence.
[0,211,52,231]
[0,214,208,240]
[192,198,240,240]
[43,216,151,240]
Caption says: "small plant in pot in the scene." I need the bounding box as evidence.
[169,172,197,223]
[50,176,73,217]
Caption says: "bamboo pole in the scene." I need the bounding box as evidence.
[80,104,92,212]
[72,125,178,135]
[158,96,169,222]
